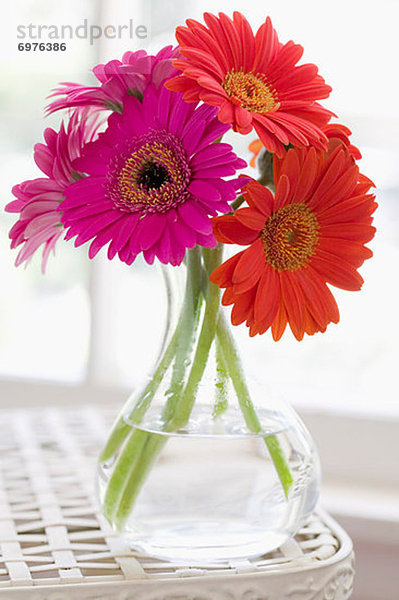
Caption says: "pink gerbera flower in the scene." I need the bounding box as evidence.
[166,12,333,156]
[60,84,246,266]
[6,111,100,272]
[47,46,179,115]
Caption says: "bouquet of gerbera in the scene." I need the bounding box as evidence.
[7,12,376,556]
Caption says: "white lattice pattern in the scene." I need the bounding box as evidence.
[0,406,354,599]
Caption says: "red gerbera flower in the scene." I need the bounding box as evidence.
[166,12,333,156]
[249,122,361,168]
[210,140,377,340]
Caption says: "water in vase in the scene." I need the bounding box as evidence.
[98,405,320,562]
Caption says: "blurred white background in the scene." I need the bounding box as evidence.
[0,3,398,598]
[0,0,398,413]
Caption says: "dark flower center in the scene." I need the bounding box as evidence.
[137,161,170,190]
[106,130,191,214]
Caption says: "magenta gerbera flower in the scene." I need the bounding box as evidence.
[47,46,180,115]
[6,110,100,272]
[60,84,246,266]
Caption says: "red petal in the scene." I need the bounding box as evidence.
[232,239,265,293]
[210,250,245,287]
[213,215,259,245]
[254,263,280,323]
[231,288,256,325]
[271,298,288,341]
[279,270,306,340]
[310,250,364,291]
[243,180,274,216]
[234,207,266,230]
[274,174,291,211]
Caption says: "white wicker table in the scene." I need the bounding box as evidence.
[0,406,354,599]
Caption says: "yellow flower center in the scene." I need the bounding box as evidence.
[261,203,319,271]
[222,70,279,114]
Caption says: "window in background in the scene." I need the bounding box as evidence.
[94,0,399,412]
[1,0,398,415]
[0,0,100,382]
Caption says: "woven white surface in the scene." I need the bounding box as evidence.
[0,405,354,599]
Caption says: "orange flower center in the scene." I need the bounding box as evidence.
[222,70,279,113]
[261,203,319,271]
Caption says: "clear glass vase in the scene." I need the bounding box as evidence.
[97,245,321,562]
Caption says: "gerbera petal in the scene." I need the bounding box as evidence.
[178,202,213,235]
[48,47,179,115]
[253,16,279,72]
[232,239,265,293]
[170,217,197,249]
[234,207,266,230]
[271,299,288,341]
[243,180,274,216]
[273,174,291,211]
[320,223,376,243]
[210,251,245,287]
[88,217,125,259]
[7,111,100,271]
[253,263,280,323]
[234,106,252,131]
[203,12,236,70]
[213,214,259,245]
[231,288,257,326]
[310,250,364,291]
[319,193,377,226]
[188,179,221,201]
[294,268,337,330]
[279,270,306,340]
[307,147,347,209]
[315,165,359,213]
[291,146,319,202]
[108,214,140,257]
[137,213,166,250]
[252,119,286,156]
[233,12,255,71]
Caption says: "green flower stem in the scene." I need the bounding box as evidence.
[162,247,203,423]
[212,337,229,419]
[166,246,223,431]
[111,248,222,528]
[99,330,178,464]
[101,327,184,522]
[101,241,293,530]
[216,312,293,497]
[231,193,245,211]
[114,433,167,530]
[102,248,204,527]
[102,428,148,522]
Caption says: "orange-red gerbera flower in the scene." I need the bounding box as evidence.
[210,140,377,340]
[166,12,333,157]
[249,123,361,168]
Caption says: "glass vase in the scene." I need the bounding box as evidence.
[97,245,321,562]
